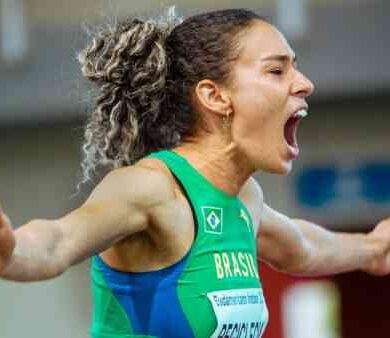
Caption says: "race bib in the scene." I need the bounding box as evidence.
[207,288,269,338]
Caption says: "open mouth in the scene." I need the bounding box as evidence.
[283,109,308,153]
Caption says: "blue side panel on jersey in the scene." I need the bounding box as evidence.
[94,255,194,338]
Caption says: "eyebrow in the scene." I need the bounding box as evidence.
[261,54,297,64]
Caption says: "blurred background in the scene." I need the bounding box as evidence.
[0,0,389,337]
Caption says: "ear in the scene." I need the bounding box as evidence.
[194,79,232,116]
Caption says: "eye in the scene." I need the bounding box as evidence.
[270,69,284,75]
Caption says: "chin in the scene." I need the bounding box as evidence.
[279,160,293,175]
[262,159,293,176]
[280,165,293,176]
[242,144,293,175]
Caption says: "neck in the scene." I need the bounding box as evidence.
[173,135,254,196]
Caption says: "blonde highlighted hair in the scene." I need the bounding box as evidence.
[78,8,264,186]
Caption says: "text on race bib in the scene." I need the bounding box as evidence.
[207,288,269,338]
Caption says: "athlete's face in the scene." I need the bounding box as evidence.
[228,20,314,175]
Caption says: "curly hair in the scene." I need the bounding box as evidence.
[78,8,265,185]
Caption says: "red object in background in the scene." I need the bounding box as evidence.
[260,261,390,338]
[260,262,309,338]
[334,271,390,338]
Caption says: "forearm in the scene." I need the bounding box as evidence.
[1,219,66,282]
[292,219,377,277]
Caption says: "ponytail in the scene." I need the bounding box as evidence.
[78,14,179,185]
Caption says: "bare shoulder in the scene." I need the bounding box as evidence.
[240,176,264,202]
[89,159,177,210]
[239,176,264,235]
[239,176,264,209]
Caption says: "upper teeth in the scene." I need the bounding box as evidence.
[295,109,308,118]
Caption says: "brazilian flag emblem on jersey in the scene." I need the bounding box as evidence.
[202,206,223,234]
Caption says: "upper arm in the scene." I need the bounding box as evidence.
[55,165,175,266]
[240,178,310,272]
[258,204,311,272]
[239,177,311,273]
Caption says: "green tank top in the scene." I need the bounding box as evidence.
[90,149,269,338]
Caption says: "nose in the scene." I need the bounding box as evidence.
[291,70,315,98]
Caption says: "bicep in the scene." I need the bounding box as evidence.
[239,178,310,272]
[57,201,143,266]
[257,204,310,272]
[56,166,173,266]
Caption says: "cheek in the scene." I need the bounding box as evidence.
[233,87,270,127]
[232,92,282,142]
[232,74,287,117]
[233,113,281,153]
[230,72,288,142]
